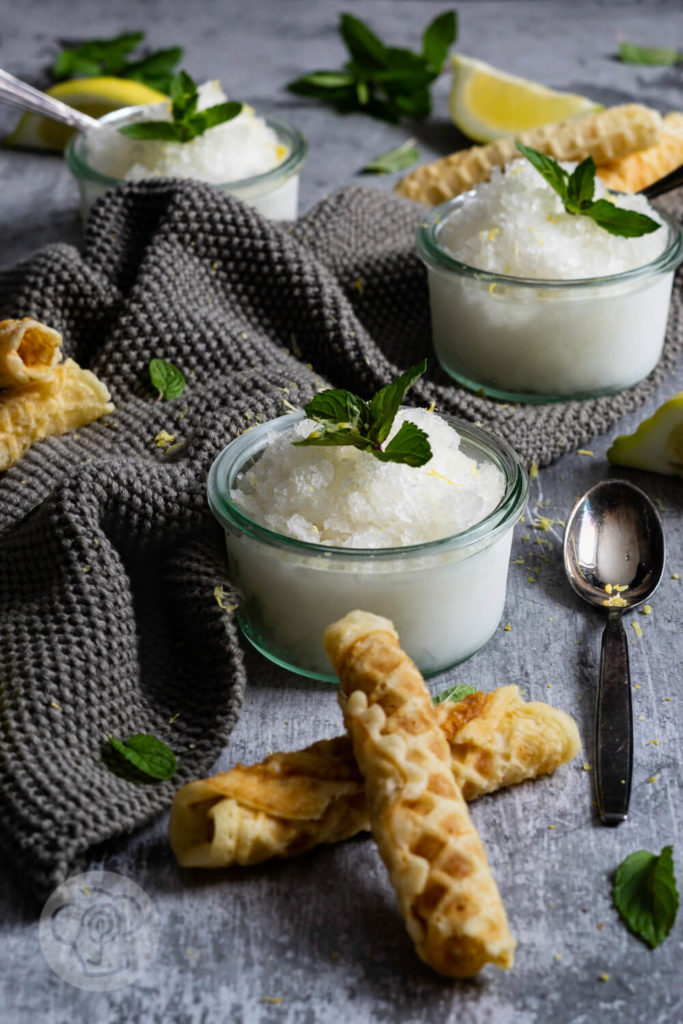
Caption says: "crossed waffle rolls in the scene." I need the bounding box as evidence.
[169,684,579,871]
[395,103,662,205]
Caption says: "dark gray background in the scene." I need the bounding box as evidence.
[1,2,682,1022]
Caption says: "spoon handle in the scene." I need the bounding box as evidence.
[0,68,99,131]
[595,610,633,825]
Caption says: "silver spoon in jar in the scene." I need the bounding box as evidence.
[0,68,99,132]
[563,479,665,826]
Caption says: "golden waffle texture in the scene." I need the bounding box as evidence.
[0,317,62,388]
[324,609,516,977]
[597,111,683,193]
[395,103,662,205]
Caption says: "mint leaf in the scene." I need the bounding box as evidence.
[374,420,432,467]
[515,142,568,200]
[614,845,679,947]
[363,138,419,174]
[433,683,477,705]
[52,32,182,94]
[582,199,661,238]
[149,358,186,400]
[109,733,177,780]
[124,46,183,94]
[618,41,680,66]
[119,71,242,143]
[368,359,427,443]
[292,362,431,467]
[421,11,457,72]
[120,120,182,141]
[286,11,456,123]
[516,142,662,238]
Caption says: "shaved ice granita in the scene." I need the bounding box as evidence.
[417,156,682,402]
[208,405,527,681]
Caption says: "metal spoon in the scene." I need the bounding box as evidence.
[563,479,665,826]
[0,68,99,133]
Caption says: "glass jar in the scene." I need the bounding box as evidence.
[65,108,307,220]
[417,196,682,403]
[207,412,528,681]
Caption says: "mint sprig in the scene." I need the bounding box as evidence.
[515,142,661,238]
[433,683,477,705]
[287,11,456,123]
[119,71,242,143]
[52,31,182,94]
[614,845,679,947]
[293,360,432,467]
[109,733,177,780]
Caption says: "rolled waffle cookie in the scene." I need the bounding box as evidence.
[0,317,62,388]
[169,686,579,869]
[0,357,114,471]
[597,111,683,193]
[324,609,516,977]
[395,103,662,205]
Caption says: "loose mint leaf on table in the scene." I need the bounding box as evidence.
[432,683,477,705]
[149,358,186,400]
[119,70,242,143]
[618,41,680,66]
[293,359,432,467]
[515,142,661,238]
[109,734,177,780]
[614,845,679,947]
[52,32,183,94]
[286,10,456,123]
[362,138,419,174]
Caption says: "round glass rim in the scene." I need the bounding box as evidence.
[64,107,308,190]
[416,193,683,290]
[207,410,529,561]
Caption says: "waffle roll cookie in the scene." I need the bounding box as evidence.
[596,111,683,193]
[395,103,662,205]
[324,609,516,977]
[0,357,114,471]
[169,686,579,869]
[0,317,62,388]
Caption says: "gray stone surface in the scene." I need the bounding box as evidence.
[1,2,682,1022]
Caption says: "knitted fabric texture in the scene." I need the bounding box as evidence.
[0,180,680,896]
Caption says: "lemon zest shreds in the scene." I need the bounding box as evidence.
[631,621,643,638]
[154,430,176,448]
[214,585,237,612]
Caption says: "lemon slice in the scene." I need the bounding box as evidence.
[448,54,601,143]
[3,77,168,151]
[607,393,683,476]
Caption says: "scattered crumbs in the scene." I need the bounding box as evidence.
[631,621,643,638]
[169,712,180,725]
[188,743,196,749]
[20,478,27,485]
[82,885,91,896]
[178,404,188,421]
[548,824,557,830]
[648,775,659,784]
[533,515,556,531]
[583,763,592,771]
[574,640,580,644]
[672,573,680,580]
[527,576,536,583]
[92,538,100,547]
[154,430,176,448]
[547,684,552,690]
[520,514,526,523]
[240,332,248,340]
[214,585,237,612]
[330,952,340,961]
[351,277,365,295]
[529,461,539,479]
[637,715,645,722]
[596,922,605,931]
[554,952,562,961]
[284,720,289,725]
[665,697,672,702]
[634,683,641,689]
[648,739,659,745]
[522,533,530,541]
[185,949,199,960]
[504,623,512,632]
[511,557,525,565]
[262,998,282,1005]
[50,701,62,712]
[641,605,652,615]
[577,449,594,456]
[599,973,610,983]
[549,615,557,622]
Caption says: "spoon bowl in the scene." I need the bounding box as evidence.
[564,479,665,825]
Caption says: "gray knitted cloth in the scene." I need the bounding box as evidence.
[0,180,680,898]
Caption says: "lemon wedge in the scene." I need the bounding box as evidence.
[607,393,683,476]
[3,76,168,150]
[448,54,600,143]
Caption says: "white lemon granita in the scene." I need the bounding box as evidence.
[439,158,667,280]
[84,81,286,184]
[231,408,504,548]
